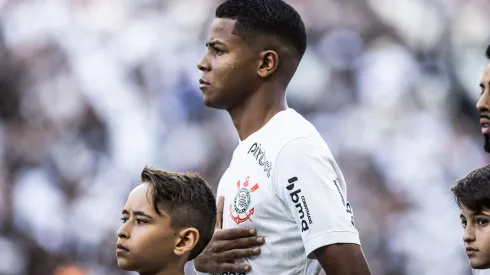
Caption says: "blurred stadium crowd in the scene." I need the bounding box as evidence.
[0,0,489,274]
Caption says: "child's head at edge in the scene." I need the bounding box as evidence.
[116,167,217,274]
[452,165,490,270]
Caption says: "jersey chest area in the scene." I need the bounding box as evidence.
[218,147,280,229]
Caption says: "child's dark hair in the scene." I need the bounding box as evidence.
[451,165,490,213]
[141,167,216,261]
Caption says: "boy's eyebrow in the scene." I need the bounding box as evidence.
[460,212,490,218]
[122,209,153,220]
[474,212,490,217]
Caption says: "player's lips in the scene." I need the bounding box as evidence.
[116,243,129,255]
[466,247,478,256]
[480,116,490,135]
[199,79,210,89]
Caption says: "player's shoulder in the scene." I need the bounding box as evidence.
[268,108,322,142]
[271,109,332,158]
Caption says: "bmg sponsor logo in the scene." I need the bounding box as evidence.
[286,176,313,232]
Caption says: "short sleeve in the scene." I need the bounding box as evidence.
[273,137,360,258]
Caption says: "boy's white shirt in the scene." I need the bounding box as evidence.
[473,269,490,275]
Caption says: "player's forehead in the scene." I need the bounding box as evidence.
[207,18,241,45]
[482,62,490,82]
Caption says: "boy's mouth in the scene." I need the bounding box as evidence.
[466,247,478,256]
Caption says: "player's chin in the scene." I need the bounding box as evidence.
[202,97,216,108]
[202,95,227,109]
[484,134,490,152]
[116,258,138,271]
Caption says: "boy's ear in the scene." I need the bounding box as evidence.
[174,228,199,257]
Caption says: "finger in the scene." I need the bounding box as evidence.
[216,235,265,252]
[216,262,251,273]
[216,196,224,229]
[215,227,257,240]
[216,247,262,263]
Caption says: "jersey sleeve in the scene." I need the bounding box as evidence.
[273,137,360,258]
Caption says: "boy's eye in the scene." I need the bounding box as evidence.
[136,219,147,224]
[121,217,128,223]
[477,218,488,225]
[461,220,467,228]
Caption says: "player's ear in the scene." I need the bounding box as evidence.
[257,50,279,78]
[174,227,199,256]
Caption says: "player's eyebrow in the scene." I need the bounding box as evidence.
[122,209,153,220]
[206,40,226,48]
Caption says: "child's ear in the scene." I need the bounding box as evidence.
[174,228,199,257]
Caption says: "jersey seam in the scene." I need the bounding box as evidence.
[303,230,359,245]
[272,136,313,197]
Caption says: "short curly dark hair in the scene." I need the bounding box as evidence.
[216,0,307,60]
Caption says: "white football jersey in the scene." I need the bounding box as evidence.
[196,109,360,275]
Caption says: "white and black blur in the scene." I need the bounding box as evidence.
[0,0,487,275]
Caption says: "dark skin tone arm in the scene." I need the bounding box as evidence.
[314,243,372,275]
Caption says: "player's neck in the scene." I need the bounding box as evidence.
[228,87,287,141]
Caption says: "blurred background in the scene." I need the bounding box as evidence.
[0,0,489,274]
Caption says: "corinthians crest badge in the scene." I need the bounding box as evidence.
[229,176,260,225]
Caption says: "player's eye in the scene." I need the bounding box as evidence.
[136,219,147,225]
[121,217,128,223]
[213,47,224,56]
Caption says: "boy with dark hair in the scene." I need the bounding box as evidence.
[452,165,490,275]
[116,167,217,275]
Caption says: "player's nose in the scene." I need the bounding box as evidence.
[197,54,210,72]
[477,87,490,114]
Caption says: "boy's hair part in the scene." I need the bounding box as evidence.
[451,165,490,213]
[140,167,216,261]
[216,0,307,63]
